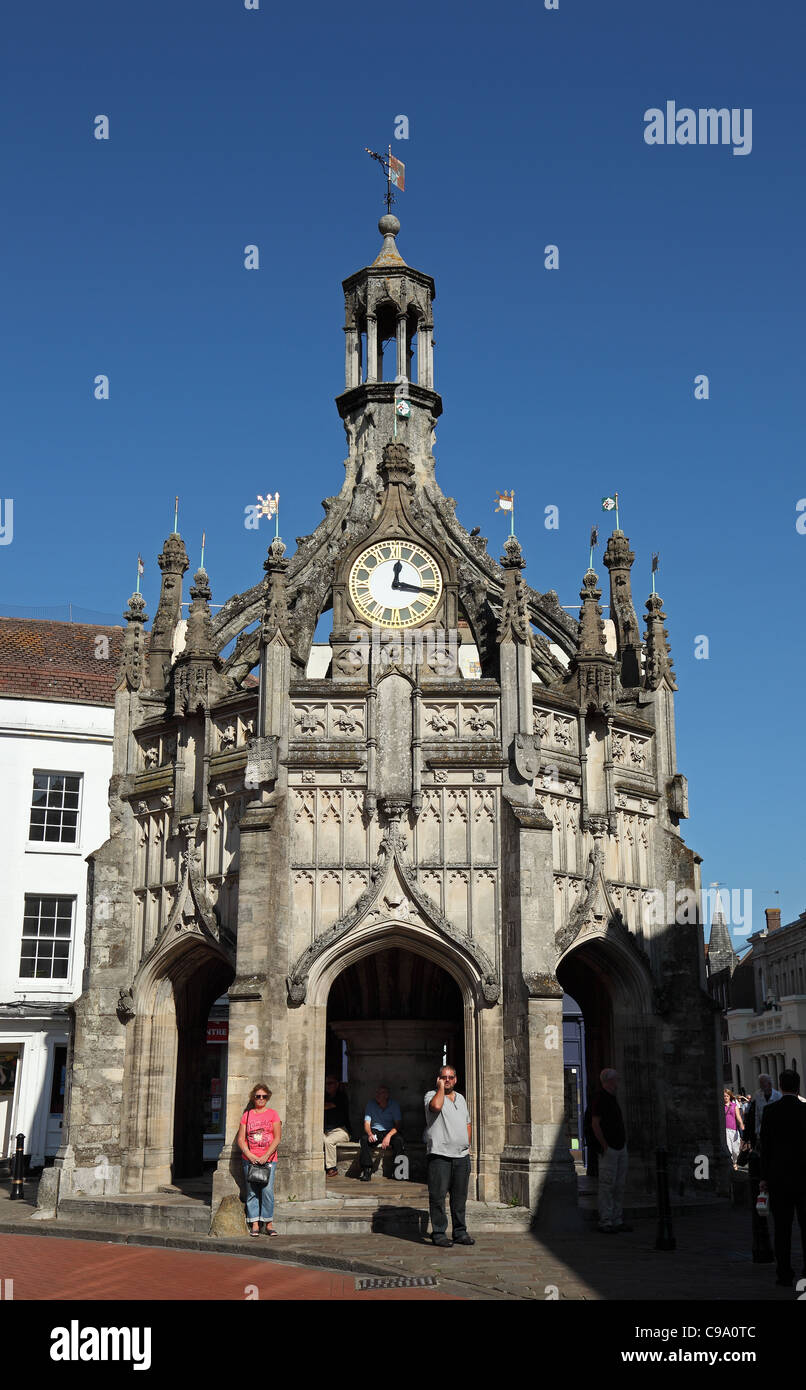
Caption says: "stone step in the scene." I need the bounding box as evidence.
[52,1190,531,1238]
[57,1194,211,1234]
[278,1198,532,1236]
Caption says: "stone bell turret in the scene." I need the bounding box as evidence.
[336,215,442,488]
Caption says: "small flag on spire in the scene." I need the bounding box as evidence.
[389,154,405,191]
[651,552,659,573]
[137,554,144,577]
[589,526,599,570]
[601,496,617,512]
[257,492,279,519]
[257,491,280,539]
[494,489,515,536]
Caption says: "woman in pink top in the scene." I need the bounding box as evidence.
[724,1088,744,1168]
[237,1082,282,1236]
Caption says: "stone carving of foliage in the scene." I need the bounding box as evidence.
[425,705,457,736]
[463,705,495,737]
[553,717,573,749]
[294,705,326,737]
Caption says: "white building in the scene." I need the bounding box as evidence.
[0,619,122,1170]
[727,906,806,1094]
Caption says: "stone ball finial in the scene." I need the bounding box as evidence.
[378,214,400,238]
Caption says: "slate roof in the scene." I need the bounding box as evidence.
[0,618,128,705]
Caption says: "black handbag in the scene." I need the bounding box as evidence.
[247,1161,270,1187]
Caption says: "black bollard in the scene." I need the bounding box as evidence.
[654,1147,676,1250]
[8,1134,25,1202]
[748,1151,774,1263]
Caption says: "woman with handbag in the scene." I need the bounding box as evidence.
[238,1083,282,1236]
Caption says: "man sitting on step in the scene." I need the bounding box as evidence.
[359,1083,405,1181]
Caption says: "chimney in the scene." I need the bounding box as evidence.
[765,908,782,933]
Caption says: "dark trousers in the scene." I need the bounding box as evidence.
[427,1154,471,1237]
[769,1185,806,1280]
[360,1129,405,1172]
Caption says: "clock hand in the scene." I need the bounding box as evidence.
[391,560,402,590]
[394,581,436,595]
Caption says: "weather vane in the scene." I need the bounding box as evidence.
[256,491,280,539]
[365,145,405,213]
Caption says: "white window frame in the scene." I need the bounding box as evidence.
[18,895,76,984]
[26,770,84,855]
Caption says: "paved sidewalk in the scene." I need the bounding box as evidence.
[1,1180,801,1301]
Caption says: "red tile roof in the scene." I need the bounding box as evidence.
[0,619,128,705]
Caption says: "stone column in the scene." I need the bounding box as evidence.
[366,315,378,383]
[396,314,407,382]
[344,326,361,389]
[422,325,433,388]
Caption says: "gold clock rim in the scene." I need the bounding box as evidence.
[348,540,443,630]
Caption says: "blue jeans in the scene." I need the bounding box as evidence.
[243,1160,276,1223]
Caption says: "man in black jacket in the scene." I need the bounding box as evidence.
[759,1069,806,1287]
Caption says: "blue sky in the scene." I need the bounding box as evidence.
[2,1,804,940]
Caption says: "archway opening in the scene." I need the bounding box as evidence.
[326,946,465,1175]
[170,949,235,1183]
[557,933,655,1187]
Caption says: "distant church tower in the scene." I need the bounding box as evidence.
[41,213,725,1226]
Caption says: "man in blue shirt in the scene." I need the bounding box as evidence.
[359,1084,405,1181]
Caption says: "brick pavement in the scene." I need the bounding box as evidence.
[0,1232,459,1301]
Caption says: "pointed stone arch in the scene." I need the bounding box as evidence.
[556,926,661,1193]
[120,927,234,1192]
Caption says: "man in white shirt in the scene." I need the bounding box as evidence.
[424,1065,474,1247]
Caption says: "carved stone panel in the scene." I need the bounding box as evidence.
[445,790,469,863]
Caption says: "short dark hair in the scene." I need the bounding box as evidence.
[780,1070,801,1094]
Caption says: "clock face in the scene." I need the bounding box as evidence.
[349,540,443,628]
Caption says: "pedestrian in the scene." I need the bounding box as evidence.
[759,1069,806,1288]
[323,1073,351,1177]
[237,1082,282,1236]
[744,1073,782,1152]
[359,1083,405,1181]
[590,1068,631,1234]
[724,1088,744,1167]
[424,1064,474,1247]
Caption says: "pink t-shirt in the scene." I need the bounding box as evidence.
[725,1101,738,1130]
[242,1107,280,1161]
